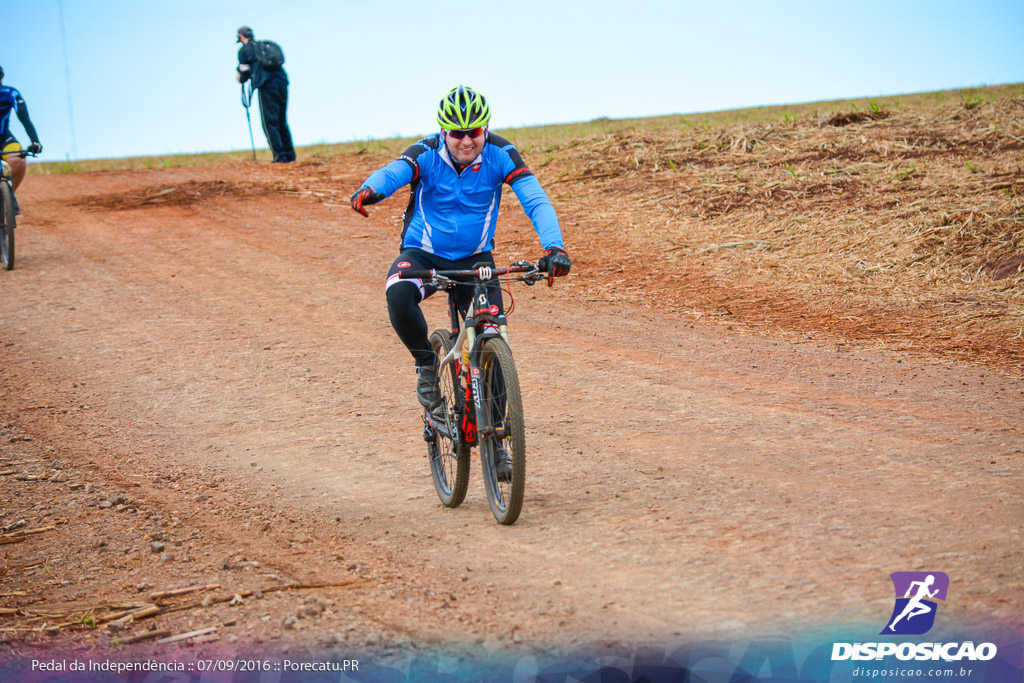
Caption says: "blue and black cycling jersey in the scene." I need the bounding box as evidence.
[0,85,40,146]
[362,132,564,261]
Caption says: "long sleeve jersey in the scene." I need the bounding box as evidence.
[363,132,564,261]
[0,86,40,144]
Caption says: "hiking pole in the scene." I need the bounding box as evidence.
[241,82,257,162]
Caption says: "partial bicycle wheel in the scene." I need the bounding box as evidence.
[477,335,526,525]
[426,329,470,508]
[1,182,14,271]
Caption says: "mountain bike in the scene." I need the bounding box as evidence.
[0,149,36,271]
[399,261,550,525]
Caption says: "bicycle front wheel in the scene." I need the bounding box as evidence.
[427,329,470,508]
[477,335,526,525]
[1,182,14,271]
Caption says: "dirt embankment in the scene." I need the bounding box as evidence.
[535,95,1024,370]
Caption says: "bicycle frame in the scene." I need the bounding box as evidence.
[440,283,506,361]
[446,282,507,442]
[401,261,542,442]
[1,150,36,271]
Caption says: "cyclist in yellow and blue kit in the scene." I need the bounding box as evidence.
[350,85,571,415]
[0,65,43,216]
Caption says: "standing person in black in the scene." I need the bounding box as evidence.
[236,26,295,163]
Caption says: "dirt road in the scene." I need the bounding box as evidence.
[1,163,1021,656]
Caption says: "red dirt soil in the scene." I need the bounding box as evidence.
[0,161,1021,661]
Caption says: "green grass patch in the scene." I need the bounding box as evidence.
[895,161,918,180]
[959,92,984,110]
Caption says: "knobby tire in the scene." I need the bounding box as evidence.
[427,330,470,508]
[477,335,526,525]
[1,182,14,271]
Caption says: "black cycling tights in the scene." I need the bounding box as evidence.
[386,282,435,366]
[385,250,505,367]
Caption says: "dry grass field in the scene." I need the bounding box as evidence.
[527,85,1024,370]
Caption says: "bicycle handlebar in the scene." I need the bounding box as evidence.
[1,150,38,159]
[398,269,439,280]
[398,260,549,285]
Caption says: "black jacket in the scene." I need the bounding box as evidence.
[237,41,288,90]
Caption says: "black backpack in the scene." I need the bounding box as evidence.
[254,40,285,70]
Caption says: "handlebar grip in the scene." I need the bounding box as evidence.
[398,269,434,279]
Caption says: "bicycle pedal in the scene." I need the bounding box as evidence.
[421,420,436,442]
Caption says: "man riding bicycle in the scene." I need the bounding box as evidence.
[0,65,43,216]
[350,85,571,459]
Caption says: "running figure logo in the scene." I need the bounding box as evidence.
[881,571,949,635]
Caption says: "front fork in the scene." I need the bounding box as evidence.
[424,314,510,448]
[464,316,511,445]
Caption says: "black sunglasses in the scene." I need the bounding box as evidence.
[446,127,485,140]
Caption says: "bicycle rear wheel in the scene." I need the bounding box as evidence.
[427,329,470,508]
[477,335,526,525]
[1,182,14,271]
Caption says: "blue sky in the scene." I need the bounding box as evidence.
[2,0,1022,161]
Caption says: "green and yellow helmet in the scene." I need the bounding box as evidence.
[437,85,491,130]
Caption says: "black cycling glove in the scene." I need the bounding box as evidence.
[538,246,571,277]
[350,186,385,217]
[27,142,42,154]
